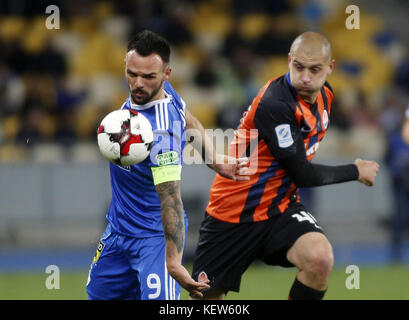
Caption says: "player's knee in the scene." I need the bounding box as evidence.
[306,246,334,280]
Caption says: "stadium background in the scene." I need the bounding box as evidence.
[0,0,408,299]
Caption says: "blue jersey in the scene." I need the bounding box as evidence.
[106,81,187,237]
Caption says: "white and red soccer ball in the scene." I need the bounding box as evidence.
[97,109,154,166]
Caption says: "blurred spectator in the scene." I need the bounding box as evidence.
[56,79,87,112]
[54,109,78,147]
[15,107,44,146]
[3,39,30,75]
[216,47,258,129]
[395,47,409,94]
[34,39,67,77]
[127,0,168,37]
[381,95,409,262]
[220,23,251,60]
[0,0,62,16]
[193,54,219,89]
[231,0,290,16]
[216,104,247,130]
[328,99,353,132]
[402,103,409,145]
[21,74,58,115]
[163,5,193,46]
[0,63,25,116]
[255,21,298,57]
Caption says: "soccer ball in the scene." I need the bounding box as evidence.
[97,109,154,166]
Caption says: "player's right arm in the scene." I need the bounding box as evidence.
[155,180,210,297]
[254,100,379,187]
[185,109,250,181]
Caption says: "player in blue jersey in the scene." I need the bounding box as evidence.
[86,30,249,300]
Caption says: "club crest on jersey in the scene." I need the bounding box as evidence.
[322,110,329,129]
[275,124,294,148]
[198,271,208,283]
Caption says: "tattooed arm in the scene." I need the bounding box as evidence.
[155,180,210,297]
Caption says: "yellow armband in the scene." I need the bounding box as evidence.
[151,165,181,185]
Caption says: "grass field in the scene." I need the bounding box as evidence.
[1,263,408,300]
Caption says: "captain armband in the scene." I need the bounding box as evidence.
[151,165,181,185]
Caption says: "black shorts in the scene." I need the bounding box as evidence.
[191,202,324,294]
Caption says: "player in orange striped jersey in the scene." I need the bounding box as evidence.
[191,32,379,300]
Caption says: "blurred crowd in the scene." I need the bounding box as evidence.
[0,0,408,163]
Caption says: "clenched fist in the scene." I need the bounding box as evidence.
[354,158,380,186]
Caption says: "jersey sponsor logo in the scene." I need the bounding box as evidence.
[275,124,294,148]
[322,110,329,129]
[156,151,179,166]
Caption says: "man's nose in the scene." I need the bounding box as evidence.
[133,76,144,88]
[301,70,311,83]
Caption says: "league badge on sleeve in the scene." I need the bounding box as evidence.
[275,124,294,148]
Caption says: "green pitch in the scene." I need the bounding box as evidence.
[0,264,408,300]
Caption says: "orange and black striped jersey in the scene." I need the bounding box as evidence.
[206,73,335,223]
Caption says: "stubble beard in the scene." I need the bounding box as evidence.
[131,79,165,105]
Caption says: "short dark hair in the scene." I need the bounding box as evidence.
[127,30,170,64]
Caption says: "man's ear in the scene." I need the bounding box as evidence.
[164,66,172,80]
[327,59,335,75]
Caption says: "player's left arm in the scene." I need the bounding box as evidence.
[254,99,379,187]
[155,180,210,297]
[185,109,249,181]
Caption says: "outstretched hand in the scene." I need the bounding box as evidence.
[167,263,210,298]
[210,155,251,181]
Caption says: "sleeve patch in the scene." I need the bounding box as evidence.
[155,151,179,166]
[275,124,294,148]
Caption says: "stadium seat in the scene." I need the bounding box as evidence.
[0,17,26,43]
[1,115,21,141]
[189,102,218,128]
[31,143,66,163]
[70,142,102,163]
[0,144,29,163]
[259,56,289,84]
[238,14,272,41]
[23,17,50,54]
[190,1,233,37]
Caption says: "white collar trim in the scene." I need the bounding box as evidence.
[128,91,171,110]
